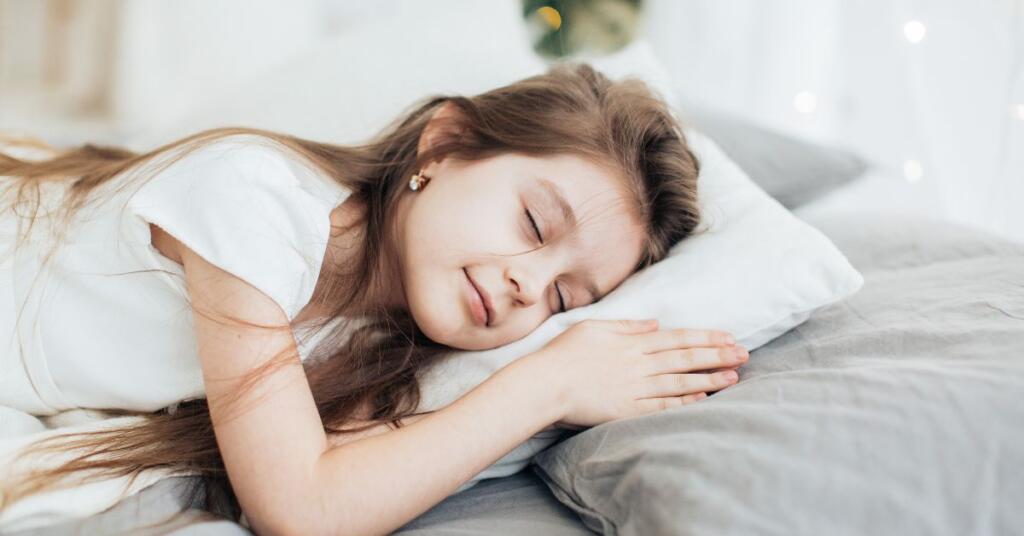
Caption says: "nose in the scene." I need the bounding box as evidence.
[506,264,547,308]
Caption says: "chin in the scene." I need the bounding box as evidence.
[404,269,506,351]
[406,293,465,347]
[410,306,496,351]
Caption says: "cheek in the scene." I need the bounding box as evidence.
[402,267,461,343]
[408,272,543,349]
[399,178,542,347]
[414,205,518,267]
[497,309,549,346]
[410,190,485,249]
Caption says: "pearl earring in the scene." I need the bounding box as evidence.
[408,170,431,191]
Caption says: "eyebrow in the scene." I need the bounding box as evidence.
[536,176,602,302]
[538,176,577,230]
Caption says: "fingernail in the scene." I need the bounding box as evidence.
[722,371,738,382]
[736,346,749,360]
[724,333,736,345]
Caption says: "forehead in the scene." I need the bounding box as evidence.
[521,154,645,299]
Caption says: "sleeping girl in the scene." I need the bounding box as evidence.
[0,62,747,534]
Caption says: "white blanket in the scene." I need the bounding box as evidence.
[0,409,171,532]
[0,374,564,532]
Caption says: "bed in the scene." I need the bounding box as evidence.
[8,154,1022,535]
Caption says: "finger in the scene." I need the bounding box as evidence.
[707,380,740,395]
[639,370,738,398]
[603,318,660,334]
[644,346,748,376]
[706,370,745,395]
[640,327,735,354]
[636,392,707,414]
[705,364,742,373]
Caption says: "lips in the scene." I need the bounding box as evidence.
[464,268,493,327]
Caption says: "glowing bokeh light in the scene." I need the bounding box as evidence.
[903,159,924,182]
[904,20,927,43]
[793,91,818,114]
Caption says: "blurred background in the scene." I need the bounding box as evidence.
[1,0,1021,243]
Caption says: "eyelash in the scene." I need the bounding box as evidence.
[525,207,567,313]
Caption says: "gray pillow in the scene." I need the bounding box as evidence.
[530,213,1024,536]
[676,102,870,209]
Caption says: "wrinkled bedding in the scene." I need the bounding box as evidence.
[7,211,1022,535]
[530,212,1024,535]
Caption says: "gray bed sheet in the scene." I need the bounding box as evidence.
[11,210,1021,535]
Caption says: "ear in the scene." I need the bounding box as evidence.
[417,101,464,160]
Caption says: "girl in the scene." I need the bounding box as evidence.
[0,63,747,534]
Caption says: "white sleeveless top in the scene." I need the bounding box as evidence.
[1,134,352,416]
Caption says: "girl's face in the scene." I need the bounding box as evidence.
[393,145,646,351]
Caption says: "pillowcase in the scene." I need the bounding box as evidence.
[529,213,1024,535]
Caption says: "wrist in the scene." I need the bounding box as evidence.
[503,350,568,426]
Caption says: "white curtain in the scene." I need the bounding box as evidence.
[642,0,1024,244]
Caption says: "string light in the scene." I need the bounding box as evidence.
[793,91,817,114]
[903,20,927,43]
[903,159,924,182]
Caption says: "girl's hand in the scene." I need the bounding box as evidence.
[526,319,747,429]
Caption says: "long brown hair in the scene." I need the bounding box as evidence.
[0,62,702,520]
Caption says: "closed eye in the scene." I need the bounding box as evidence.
[526,207,543,242]
[525,207,567,313]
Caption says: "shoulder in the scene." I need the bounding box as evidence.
[130,133,330,248]
[153,133,304,189]
[130,133,335,321]
[176,229,295,327]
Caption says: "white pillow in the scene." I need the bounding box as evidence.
[419,125,862,492]
[417,125,864,405]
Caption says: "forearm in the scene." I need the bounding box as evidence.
[325,412,429,449]
[179,235,562,534]
[305,356,562,535]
